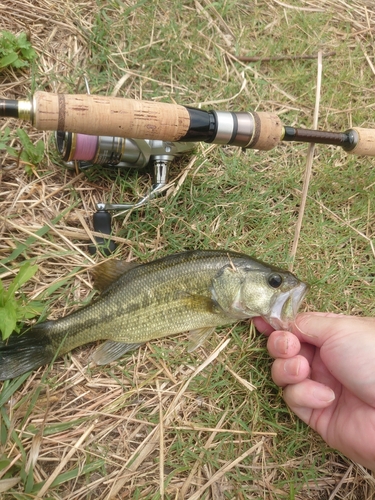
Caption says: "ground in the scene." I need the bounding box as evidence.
[1,0,375,498]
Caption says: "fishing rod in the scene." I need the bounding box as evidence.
[1,90,375,156]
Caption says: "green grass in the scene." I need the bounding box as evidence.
[1,0,375,498]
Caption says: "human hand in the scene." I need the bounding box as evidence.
[253,312,375,471]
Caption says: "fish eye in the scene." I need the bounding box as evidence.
[268,273,283,288]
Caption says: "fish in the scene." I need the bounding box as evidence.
[0,250,308,380]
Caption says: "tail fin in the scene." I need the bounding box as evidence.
[0,322,54,380]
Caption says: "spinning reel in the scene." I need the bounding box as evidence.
[55,131,195,254]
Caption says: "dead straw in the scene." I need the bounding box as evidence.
[289,50,323,270]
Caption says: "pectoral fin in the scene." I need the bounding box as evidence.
[91,340,144,365]
[177,291,221,314]
[187,327,215,353]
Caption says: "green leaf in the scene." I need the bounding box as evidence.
[16,32,28,48]
[0,300,17,340]
[16,129,45,165]
[6,262,38,298]
[0,127,11,149]
[0,263,41,340]
[0,52,18,68]
[0,372,32,408]
[19,301,44,319]
[5,146,18,157]
[11,58,27,69]
[31,460,105,492]
[35,139,45,158]
[0,30,36,70]
[16,128,32,149]
[20,47,36,60]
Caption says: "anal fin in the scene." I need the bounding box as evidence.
[90,340,144,365]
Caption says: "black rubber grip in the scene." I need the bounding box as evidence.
[88,210,116,255]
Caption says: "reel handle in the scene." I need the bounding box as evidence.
[88,209,116,256]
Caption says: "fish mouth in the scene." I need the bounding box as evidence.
[264,282,309,331]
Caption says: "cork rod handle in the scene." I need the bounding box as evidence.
[347,127,375,156]
[33,91,192,141]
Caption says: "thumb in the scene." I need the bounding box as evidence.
[295,312,375,407]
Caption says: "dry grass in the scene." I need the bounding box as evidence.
[1,0,375,498]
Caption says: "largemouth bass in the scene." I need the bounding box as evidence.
[0,250,308,380]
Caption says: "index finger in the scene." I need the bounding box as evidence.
[253,317,274,336]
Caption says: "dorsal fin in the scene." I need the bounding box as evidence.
[91,259,139,292]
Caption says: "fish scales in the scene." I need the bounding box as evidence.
[0,250,309,380]
[47,250,242,351]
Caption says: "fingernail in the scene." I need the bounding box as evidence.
[312,385,335,402]
[275,333,288,354]
[284,358,300,377]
